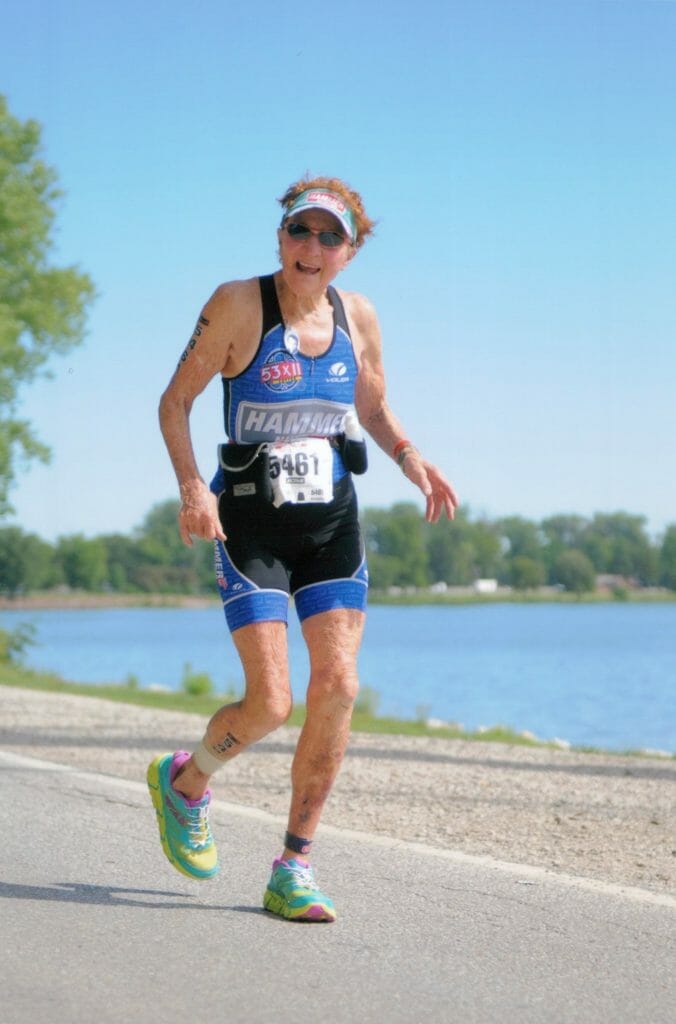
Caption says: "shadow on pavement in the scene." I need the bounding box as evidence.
[0,879,264,913]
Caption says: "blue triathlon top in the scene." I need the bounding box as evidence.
[222,275,358,463]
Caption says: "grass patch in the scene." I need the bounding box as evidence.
[2,663,672,758]
[0,662,544,745]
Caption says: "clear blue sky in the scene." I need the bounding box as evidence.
[3,0,675,541]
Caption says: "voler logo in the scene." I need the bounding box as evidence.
[261,350,303,392]
[328,362,350,383]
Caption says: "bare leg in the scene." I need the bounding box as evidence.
[283,608,365,861]
[174,620,292,800]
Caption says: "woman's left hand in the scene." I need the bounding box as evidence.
[402,452,459,523]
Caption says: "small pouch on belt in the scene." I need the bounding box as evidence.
[336,433,368,475]
[218,443,272,502]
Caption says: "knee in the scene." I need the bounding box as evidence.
[244,681,293,733]
[263,690,293,730]
[307,657,359,710]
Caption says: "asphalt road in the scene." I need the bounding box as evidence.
[1,750,674,1024]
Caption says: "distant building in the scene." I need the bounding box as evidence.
[595,574,637,591]
[474,578,498,594]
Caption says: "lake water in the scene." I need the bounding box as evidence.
[1,603,675,754]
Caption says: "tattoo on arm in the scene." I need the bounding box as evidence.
[178,315,210,368]
[366,408,386,428]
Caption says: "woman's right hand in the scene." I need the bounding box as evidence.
[178,481,227,546]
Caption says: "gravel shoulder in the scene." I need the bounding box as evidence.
[2,685,674,896]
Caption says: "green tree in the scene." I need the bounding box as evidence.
[425,508,503,585]
[56,534,108,590]
[469,518,505,580]
[499,516,545,561]
[552,549,596,594]
[99,533,141,592]
[498,516,546,586]
[541,514,588,581]
[363,551,402,590]
[659,525,676,590]
[580,512,657,584]
[132,499,207,593]
[0,526,31,595]
[0,95,95,514]
[425,509,475,585]
[509,555,545,591]
[362,503,429,588]
[0,526,60,595]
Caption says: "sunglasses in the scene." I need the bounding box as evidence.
[284,221,348,249]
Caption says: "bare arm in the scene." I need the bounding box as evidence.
[349,294,459,523]
[159,282,256,546]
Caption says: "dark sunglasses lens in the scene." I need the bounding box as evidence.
[286,222,311,239]
[319,231,345,248]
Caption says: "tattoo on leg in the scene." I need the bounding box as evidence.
[211,731,240,755]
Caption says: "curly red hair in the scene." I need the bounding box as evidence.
[278,175,375,250]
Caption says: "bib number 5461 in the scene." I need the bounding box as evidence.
[269,452,319,478]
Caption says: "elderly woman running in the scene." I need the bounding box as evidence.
[147,175,459,922]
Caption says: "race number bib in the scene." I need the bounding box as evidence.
[269,438,334,507]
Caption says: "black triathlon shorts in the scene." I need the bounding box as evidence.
[213,473,369,632]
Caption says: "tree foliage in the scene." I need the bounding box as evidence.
[551,549,596,595]
[362,503,429,588]
[579,512,657,584]
[509,555,546,591]
[425,509,503,585]
[55,534,108,590]
[659,526,676,591]
[0,95,96,513]
[0,525,59,595]
[0,504,674,598]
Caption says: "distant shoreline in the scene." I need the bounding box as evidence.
[1,588,675,611]
[0,592,219,611]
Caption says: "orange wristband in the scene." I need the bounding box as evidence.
[392,439,412,459]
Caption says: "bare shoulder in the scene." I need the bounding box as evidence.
[200,276,262,376]
[335,288,381,363]
[338,288,379,332]
[204,276,261,322]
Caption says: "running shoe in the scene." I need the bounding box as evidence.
[263,857,337,922]
[146,751,219,880]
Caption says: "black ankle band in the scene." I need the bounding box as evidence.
[285,831,313,855]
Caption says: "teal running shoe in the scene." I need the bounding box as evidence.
[147,751,219,880]
[263,858,336,922]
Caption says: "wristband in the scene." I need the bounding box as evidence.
[392,439,413,459]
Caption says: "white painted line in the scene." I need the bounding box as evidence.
[2,749,675,911]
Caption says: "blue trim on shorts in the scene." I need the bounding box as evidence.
[293,552,369,622]
[225,590,289,631]
[294,578,368,621]
[214,539,289,631]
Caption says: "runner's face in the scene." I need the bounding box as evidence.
[278,210,354,292]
